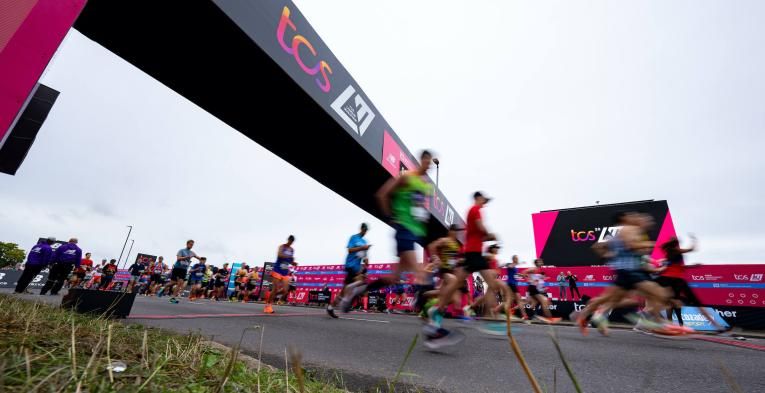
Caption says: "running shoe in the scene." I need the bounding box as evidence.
[462,305,475,318]
[477,322,507,336]
[423,327,465,350]
[326,306,339,319]
[663,324,695,335]
[576,317,589,336]
[263,305,274,314]
[534,316,562,324]
[168,297,179,304]
[592,312,610,336]
[427,306,444,328]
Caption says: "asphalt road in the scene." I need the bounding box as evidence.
[9,291,765,393]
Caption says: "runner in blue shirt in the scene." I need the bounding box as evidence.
[327,223,371,318]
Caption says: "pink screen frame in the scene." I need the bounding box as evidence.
[0,0,86,148]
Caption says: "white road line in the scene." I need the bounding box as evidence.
[339,316,390,323]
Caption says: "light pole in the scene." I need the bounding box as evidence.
[117,225,133,266]
[123,239,135,269]
[433,158,440,190]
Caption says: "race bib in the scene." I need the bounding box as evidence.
[411,206,430,222]
[447,258,458,268]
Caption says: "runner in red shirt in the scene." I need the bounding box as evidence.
[70,252,93,288]
[431,192,519,332]
[655,235,727,333]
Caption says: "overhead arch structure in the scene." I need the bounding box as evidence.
[4,0,465,238]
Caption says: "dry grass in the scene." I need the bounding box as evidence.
[0,295,345,393]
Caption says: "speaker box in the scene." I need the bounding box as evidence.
[61,288,136,319]
[0,83,60,175]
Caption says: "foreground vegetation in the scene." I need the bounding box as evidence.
[0,294,346,392]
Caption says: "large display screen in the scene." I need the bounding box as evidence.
[532,200,677,266]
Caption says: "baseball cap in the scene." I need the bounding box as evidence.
[473,191,492,202]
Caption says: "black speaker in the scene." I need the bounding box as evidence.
[0,83,60,175]
[61,288,136,319]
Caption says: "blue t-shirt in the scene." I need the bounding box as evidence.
[273,245,294,275]
[190,263,205,279]
[175,248,197,269]
[345,234,368,272]
[506,266,518,285]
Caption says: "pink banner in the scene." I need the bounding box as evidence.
[381,130,416,177]
[287,263,765,309]
[0,0,86,147]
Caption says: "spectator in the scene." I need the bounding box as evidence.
[557,272,567,300]
[99,259,118,290]
[127,257,146,292]
[40,238,82,295]
[14,237,55,294]
[567,271,581,301]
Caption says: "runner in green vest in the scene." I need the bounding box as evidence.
[339,150,465,348]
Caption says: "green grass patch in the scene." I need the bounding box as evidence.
[0,294,345,392]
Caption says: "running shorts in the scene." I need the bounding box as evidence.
[170,268,188,281]
[614,269,650,290]
[246,282,257,291]
[528,285,546,298]
[150,274,163,284]
[436,267,454,279]
[508,283,519,293]
[394,224,421,254]
[270,271,289,282]
[655,276,701,306]
[461,252,490,273]
[344,267,360,286]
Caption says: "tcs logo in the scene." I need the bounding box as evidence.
[276,6,333,93]
[570,226,623,243]
[570,230,596,242]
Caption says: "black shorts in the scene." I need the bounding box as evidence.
[656,276,701,306]
[150,274,163,283]
[461,252,489,273]
[171,268,188,281]
[507,283,519,293]
[343,267,360,286]
[246,282,257,291]
[394,224,421,254]
[75,271,86,279]
[214,279,227,288]
[437,267,454,279]
[528,285,546,298]
[614,270,650,290]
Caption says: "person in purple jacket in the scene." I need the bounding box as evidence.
[14,237,56,294]
[40,238,82,295]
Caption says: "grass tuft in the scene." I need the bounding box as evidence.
[0,294,345,393]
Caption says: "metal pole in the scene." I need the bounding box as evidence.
[117,225,132,265]
[436,163,439,189]
[123,239,134,269]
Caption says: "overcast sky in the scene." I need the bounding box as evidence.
[1,1,763,266]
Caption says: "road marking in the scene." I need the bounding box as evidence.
[128,312,318,320]
[338,316,390,323]
[693,336,765,352]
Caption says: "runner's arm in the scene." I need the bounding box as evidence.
[474,218,496,241]
[680,234,697,254]
[426,238,445,263]
[348,244,370,253]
